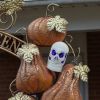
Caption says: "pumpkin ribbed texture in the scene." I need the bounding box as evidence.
[27,17,66,46]
[41,64,82,100]
[16,55,54,94]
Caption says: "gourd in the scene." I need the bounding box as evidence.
[16,44,55,94]
[41,64,82,100]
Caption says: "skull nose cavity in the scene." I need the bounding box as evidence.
[54,56,58,60]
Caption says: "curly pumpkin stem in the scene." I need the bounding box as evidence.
[45,3,59,17]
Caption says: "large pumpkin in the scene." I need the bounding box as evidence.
[27,16,68,46]
[16,44,55,94]
[16,55,55,94]
[41,64,82,100]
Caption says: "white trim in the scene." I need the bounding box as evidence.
[23,0,100,6]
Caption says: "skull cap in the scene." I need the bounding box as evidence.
[51,41,69,53]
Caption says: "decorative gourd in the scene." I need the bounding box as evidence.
[16,55,54,94]
[27,16,68,46]
[41,64,82,100]
[8,92,36,100]
[16,44,55,94]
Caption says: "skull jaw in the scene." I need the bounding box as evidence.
[47,61,64,72]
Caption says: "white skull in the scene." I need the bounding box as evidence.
[47,41,69,72]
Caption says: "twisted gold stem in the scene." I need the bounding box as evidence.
[0,12,15,30]
[65,40,76,57]
[9,79,18,96]
[45,3,59,17]
[66,34,73,43]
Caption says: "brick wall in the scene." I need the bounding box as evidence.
[87,32,100,100]
[0,52,20,100]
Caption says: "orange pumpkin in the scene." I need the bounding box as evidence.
[27,16,68,46]
[16,55,55,94]
[41,64,82,100]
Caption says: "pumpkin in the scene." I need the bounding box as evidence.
[8,92,36,100]
[27,15,68,46]
[16,44,55,94]
[16,55,55,94]
[41,64,82,100]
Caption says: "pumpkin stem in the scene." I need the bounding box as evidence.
[65,39,81,65]
[14,27,29,46]
[15,27,26,35]
[45,3,59,17]
[66,34,73,43]
[26,31,29,46]
[0,12,15,31]
[65,40,76,57]
[77,47,80,58]
[9,79,18,96]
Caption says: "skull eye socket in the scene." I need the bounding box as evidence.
[59,52,64,58]
[52,50,56,55]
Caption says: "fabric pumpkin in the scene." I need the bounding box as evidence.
[41,64,82,100]
[16,54,55,94]
[27,16,68,46]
